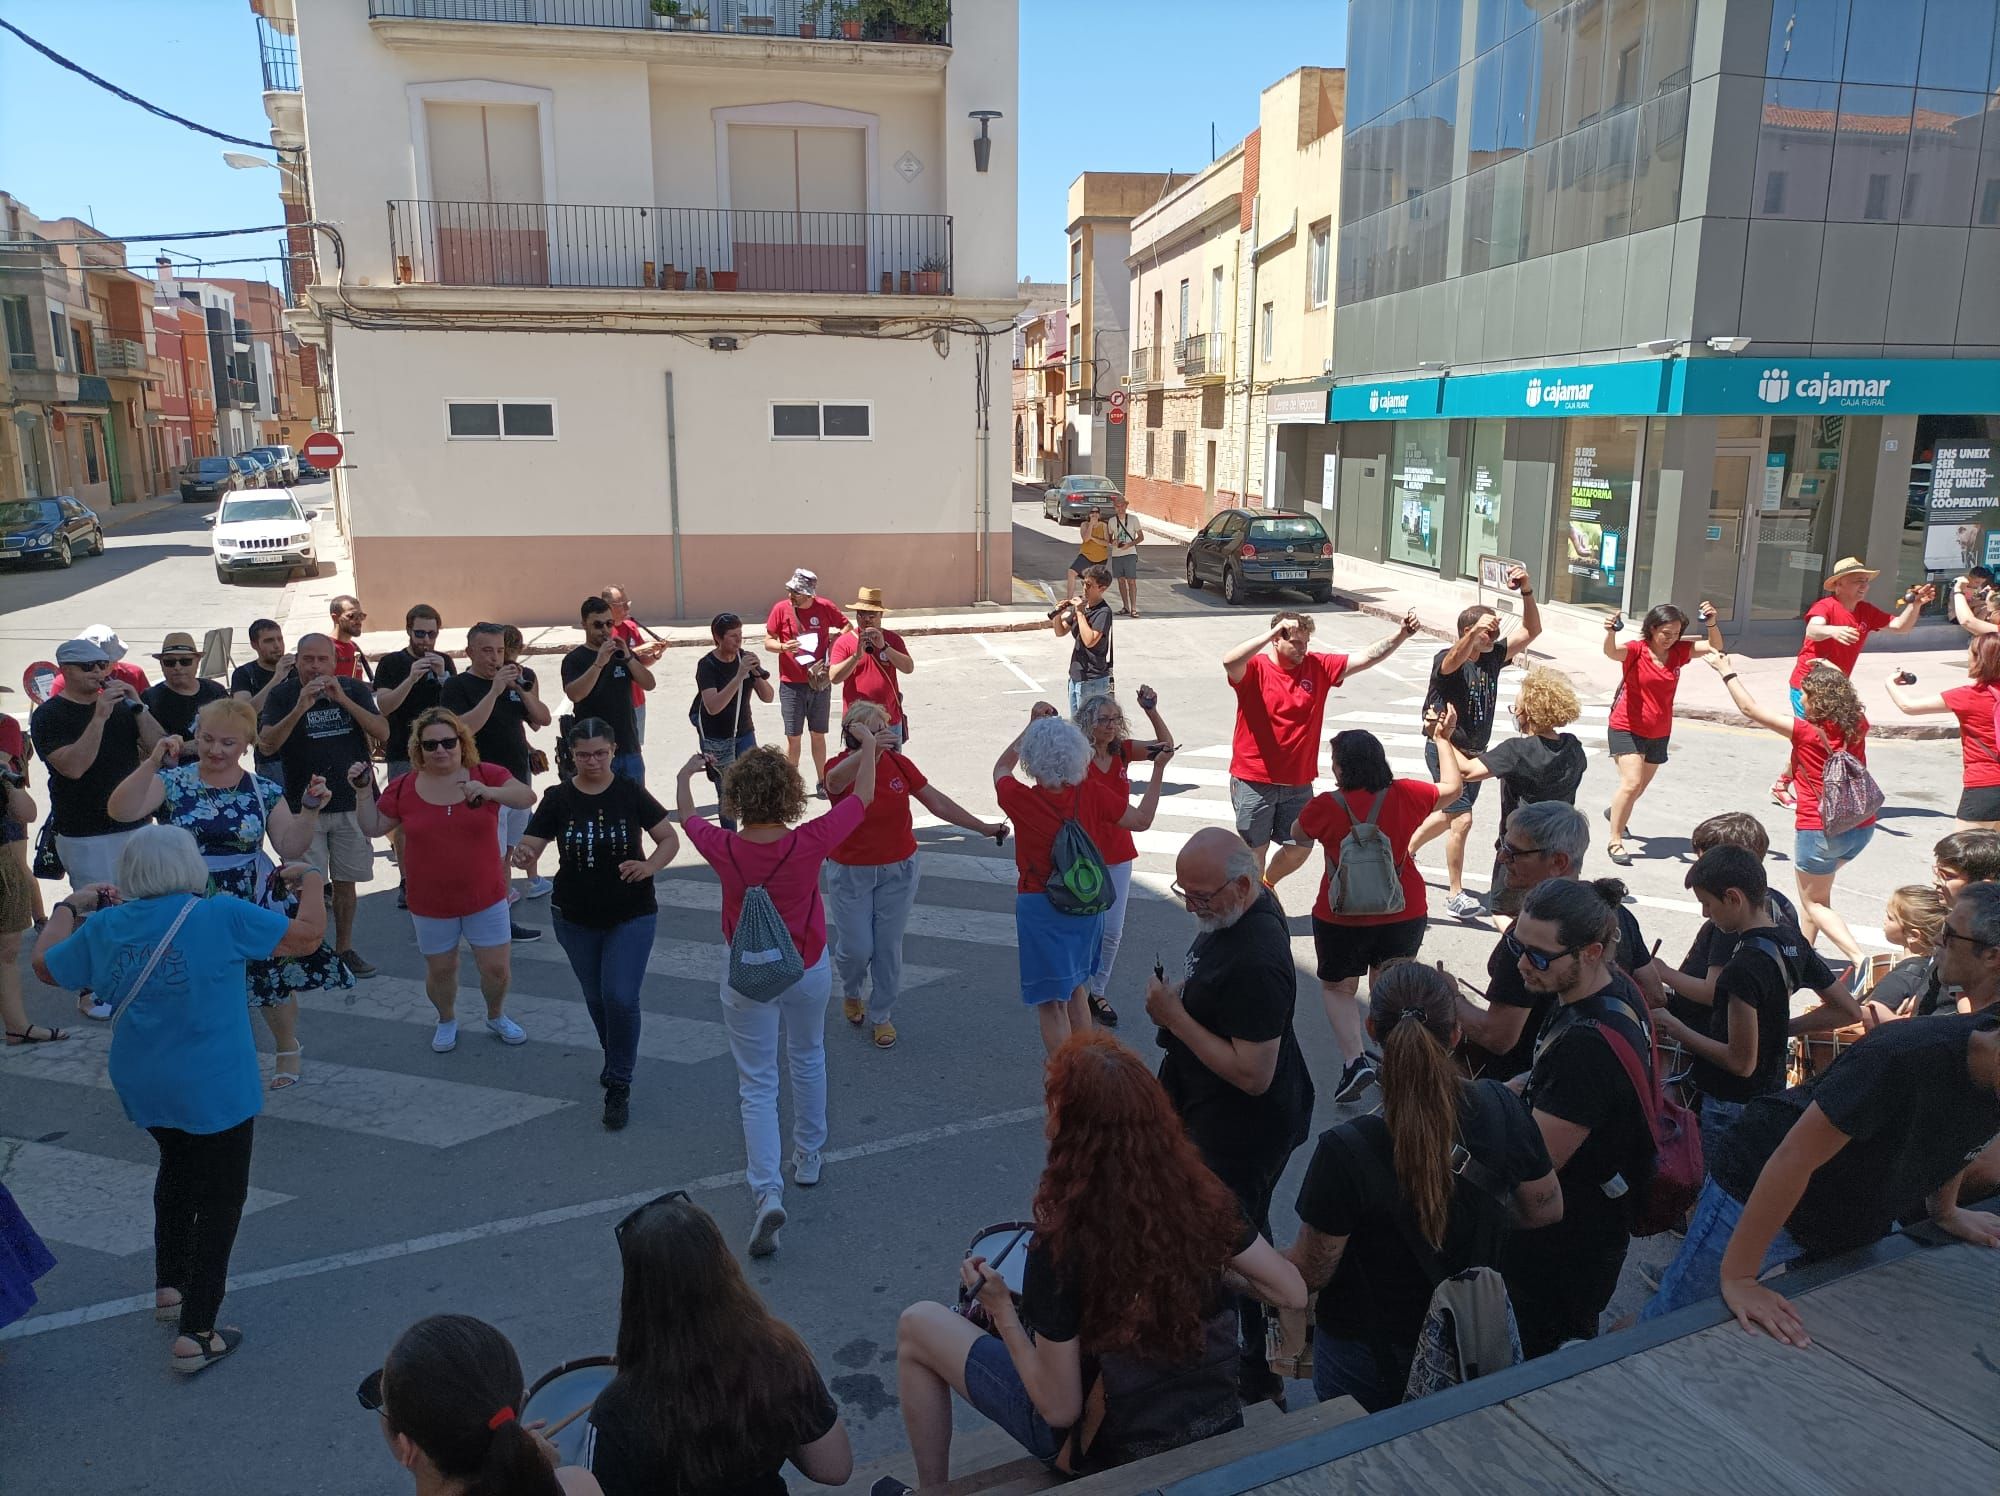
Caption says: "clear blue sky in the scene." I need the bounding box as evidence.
[0,0,1347,286]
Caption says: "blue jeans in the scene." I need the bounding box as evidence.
[1640,1177,1806,1321]
[1068,675,1114,718]
[1698,1096,1746,1164]
[700,731,758,831]
[1312,1329,1409,1413]
[612,751,646,787]
[552,911,656,1087]
[825,855,922,1022]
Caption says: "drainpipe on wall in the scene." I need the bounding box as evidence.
[974,332,990,602]
[664,371,686,618]
[1238,197,1260,508]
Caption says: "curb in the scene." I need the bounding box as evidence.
[95,494,183,532]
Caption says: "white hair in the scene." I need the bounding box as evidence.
[118,824,212,900]
[1222,842,1259,885]
[1510,801,1589,868]
[1019,716,1090,789]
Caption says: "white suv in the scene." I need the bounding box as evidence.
[209,492,318,582]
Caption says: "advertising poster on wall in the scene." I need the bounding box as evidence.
[1565,445,1618,584]
[1925,441,1998,572]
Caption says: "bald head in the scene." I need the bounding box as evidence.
[1177,828,1260,930]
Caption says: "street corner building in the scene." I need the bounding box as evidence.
[258,0,1020,623]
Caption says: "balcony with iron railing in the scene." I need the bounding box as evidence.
[1175,330,1226,382]
[257,16,300,91]
[366,0,949,44]
[387,200,954,295]
[228,379,259,408]
[95,337,155,376]
[1128,345,1155,386]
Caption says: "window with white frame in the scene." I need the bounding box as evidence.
[771,401,872,441]
[1260,302,1275,362]
[1308,220,1331,307]
[445,399,557,440]
[48,309,68,369]
[1069,239,1082,303]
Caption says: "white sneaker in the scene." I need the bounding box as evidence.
[431,1019,458,1053]
[486,1015,527,1045]
[520,876,553,899]
[748,1192,787,1257]
[793,1149,823,1188]
[1444,891,1487,920]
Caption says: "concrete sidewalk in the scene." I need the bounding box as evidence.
[94,491,184,532]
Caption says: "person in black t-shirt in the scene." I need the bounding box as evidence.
[230,619,292,772]
[1288,963,1559,1412]
[443,623,551,911]
[1146,827,1316,1402]
[1655,847,1795,1160]
[563,597,653,785]
[1054,566,1114,718]
[371,604,455,779]
[1410,573,1542,920]
[141,633,227,765]
[514,718,677,1131]
[1640,1009,2000,1344]
[889,1033,1304,1485]
[1497,877,1657,1358]
[693,612,776,829]
[583,1194,849,1496]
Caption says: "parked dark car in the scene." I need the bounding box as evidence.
[1042,475,1121,525]
[1184,508,1334,605]
[181,455,242,503]
[0,496,104,570]
[230,455,266,489]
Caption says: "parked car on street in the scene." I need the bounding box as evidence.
[238,452,282,487]
[294,454,327,482]
[0,496,104,570]
[209,492,318,583]
[1183,507,1335,605]
[180,455,243,503]
[245,445,298,484]
[230,455,267,489]
[1042,474,1122,525]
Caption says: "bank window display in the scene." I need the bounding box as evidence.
[1458,420,1506,579]
[1551,417,1641,611]
[1752,416,1847,620]
[1387,419,1449,571]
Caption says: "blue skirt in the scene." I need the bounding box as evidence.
[1015,893,1104,1006]
[0,1183,56,1330]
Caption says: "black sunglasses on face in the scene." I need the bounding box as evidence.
[357,1367,385,1413]
[1504,929,1578,972]
[420,737,459,752]
[615,1189,691,1241]
[1939,925,1993,951]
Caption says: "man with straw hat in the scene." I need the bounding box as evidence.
[1790,558,1934,715]
[828,585,914,747]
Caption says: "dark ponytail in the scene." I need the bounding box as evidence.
[1368,963,1461,1250]
[381,1314,562,1496]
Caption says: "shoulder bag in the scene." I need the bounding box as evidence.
[109,896,201,1029]
[1578,995,1703,1236]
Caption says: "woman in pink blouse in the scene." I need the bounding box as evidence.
[675,731,882,1259]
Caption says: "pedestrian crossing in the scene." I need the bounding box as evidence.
[0,1135,292,1258]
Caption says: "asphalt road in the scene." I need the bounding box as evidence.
[0,502,1961,1495]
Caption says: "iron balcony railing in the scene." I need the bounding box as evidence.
[94,337,149,373]
[388,200,953,295]
[1175,331,1225,378]
[257,16,300,91]
[366,0,949,43]
[1129,346,1154,384]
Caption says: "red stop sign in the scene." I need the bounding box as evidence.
[302,431,344,468]
[1108,407,1125,426]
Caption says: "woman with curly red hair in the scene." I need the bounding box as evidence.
[882,1032,1305,1489]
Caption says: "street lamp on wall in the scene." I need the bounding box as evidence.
[969,110,1002,173]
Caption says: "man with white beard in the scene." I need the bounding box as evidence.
[1146,825,1316,1404]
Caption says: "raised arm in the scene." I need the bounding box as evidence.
[518,670,553,729]
[1702,652,1793,736]
[106,736,174,824]
[1342,610,1421,679]
[1885,585,1935,634]
[674,754,705,820]
[269,864,330,957]
[1953,581,1998,636]
[346,763,397,838]
[1429,707,1469,804]
[1223,620,1287,685]
[1504,566,1542,660]
[1688,600,1726,658]
[1884,678,1949,717]
[265,775,327,860]
[850,726,882,807]
[1600,615,1626,664]
[44,695,117,779]
[564,639,618,704]
[1116,744,1176,831]
[994,702,1058,783]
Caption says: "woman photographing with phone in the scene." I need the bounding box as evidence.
[1073,687,1175,1026]
[1601,602,1723,866]
[823,701,1007,1051]
[1884,636,2000,830]
[351,708,539,1054]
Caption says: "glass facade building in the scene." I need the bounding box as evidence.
[1316,0,2000,636]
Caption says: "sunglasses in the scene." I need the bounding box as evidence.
[420,737,460,753]
[1938,925,1993,952]
[357,1367,386,1414]
[74,660,112,672]
[1494,841,1546,863]
[615,1189,690,1242]
[409,628,438,639]
[1504,928,1578,972]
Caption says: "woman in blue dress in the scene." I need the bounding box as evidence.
[0,1182,56,1330]
[107,696,350,1088]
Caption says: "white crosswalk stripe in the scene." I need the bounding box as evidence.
[0,1136,292,1257]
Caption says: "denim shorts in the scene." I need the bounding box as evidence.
[963,1332,1061,1463]
[1793,822,1875,876]
[1422,738,1481,815]
[410,897,511,956]
[1640,1176,1804,1321]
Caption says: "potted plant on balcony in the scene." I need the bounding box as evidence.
[649,0,680,27]
[682,4,709,28]
[711,266,740,292]
[913,253,946,296]
[831,1,862,38]
[799,0,824,36]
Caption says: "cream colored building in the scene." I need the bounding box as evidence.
[256,0,1019,622]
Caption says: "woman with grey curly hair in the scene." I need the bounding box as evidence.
[1072,687,1175,1026]
[994,702,1175,1054]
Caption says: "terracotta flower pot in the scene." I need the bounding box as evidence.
[914,270,943,295]
[711,270,740,292]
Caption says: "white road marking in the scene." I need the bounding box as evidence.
[654,875,1020,945]
[0,1104,1046,1342]
[0,1137,292,1258]
[975,633,1043,692]
[507,936,952,996]
[3,1035,573,1148]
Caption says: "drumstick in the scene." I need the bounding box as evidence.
[542,1401,596,1439]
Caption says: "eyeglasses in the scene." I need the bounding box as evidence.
[1938,925,1993,952]
[409,628,438,639]
[1494,841,1546,863]
[1170,878,1230,909]
[572,747,613,762]
[420,737,459,753]
[357,1367,386,1414]
[615,1189,690,1241]
[1504,928,1578,972]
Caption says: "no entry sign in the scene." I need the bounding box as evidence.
[302,431,344,468]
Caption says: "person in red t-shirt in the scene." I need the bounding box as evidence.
[1707,654,1878,969]
[827,586,914,745]
[602,583,668,742]
[994,703,1174,1056]
[1600,600,1723,865]
[78,625,150,695]
[351,708,537,1053]
[1073,685,1175,1027]
[328,595,370,681]
[824,701,1007,1050]
[764,567,850,798]
[1886,634,2000,829]
[1222,607,1420,875]
[1267,729,1441,1103]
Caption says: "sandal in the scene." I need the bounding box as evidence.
[155,1289,183,1323]
[1607,840,1634,866]
[1088,994,1119,1028]
[171,1326,243,1375]
[5,1024,69,1046]
[269,1047,303,1090]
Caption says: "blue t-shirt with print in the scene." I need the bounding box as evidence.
[44,894,290,1134]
